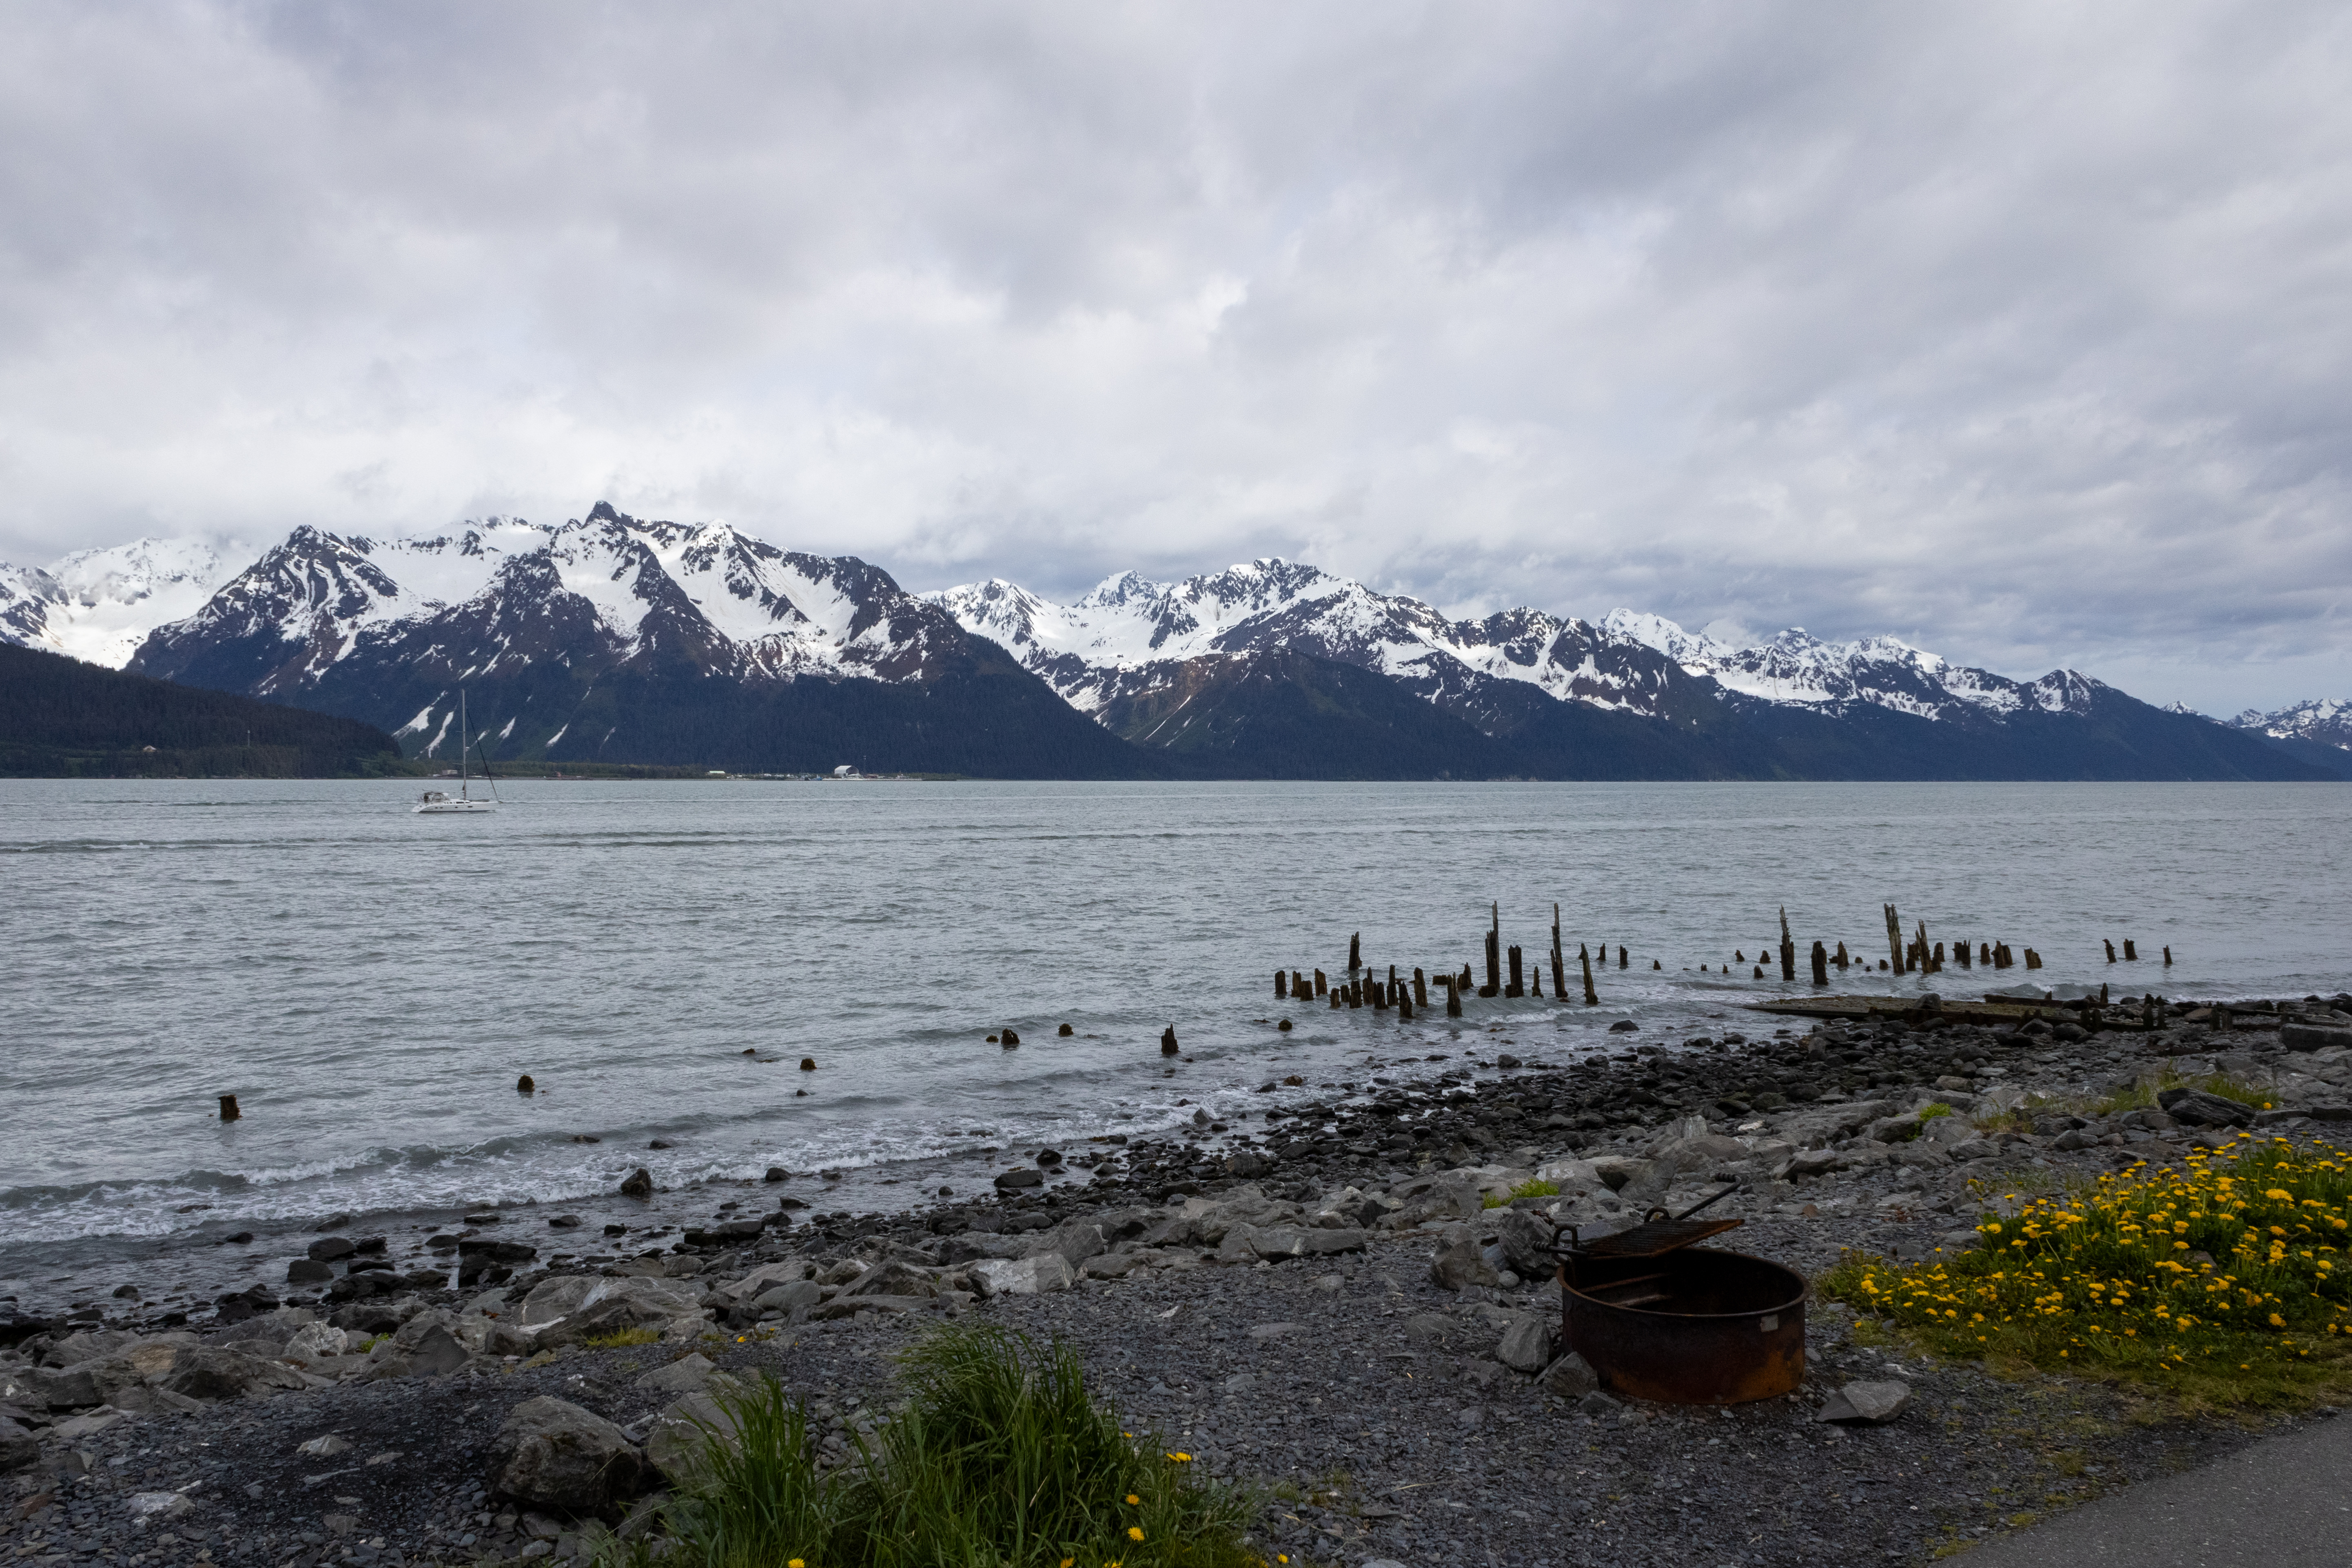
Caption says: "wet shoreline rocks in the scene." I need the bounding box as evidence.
[6,990,2350,1565]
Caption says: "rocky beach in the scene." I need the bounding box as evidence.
[7,991,2352,1568]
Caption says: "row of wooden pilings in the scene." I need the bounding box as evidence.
[1277,902,1616,1014]
[1277,902,2188,1009]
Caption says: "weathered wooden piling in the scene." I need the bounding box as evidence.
[1779,908,1796,981]
[1445,975,1463,1016]
[1884,903,1906,975]
[517,1074,536,1093]
[1413,967,1429,1009]
[219,1094,241,1122]
[1531,962,1543,997]
[1372,978,1388,1011]
[1330,987,1342,1009]
[1811,940,1829,986]
[1275,970,1288,998]
[1578,942,1598,1005]
[1397,985,1413,1018]
[1161,1026,1180,1056]
[1618,945,1629,969]
[1954,940,1971,969]
[1314,969,1328,997]
[2123,939,2139,961]
[1506,944,1525,998]
[1349,932,1361,971]
[2164,946,2173,966]
[1483,903,1501,997]
[1834,941,1850,971]
[1550,904,1568,1000]
[1458,963,1474,993]
[2104,939,2117,963]
[2024,948,2043,969]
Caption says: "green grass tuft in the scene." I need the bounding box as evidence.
[600,1322,1258,1568]
[1918,1102,1953,1122]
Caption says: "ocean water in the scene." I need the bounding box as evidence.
[4,778,2348,1302]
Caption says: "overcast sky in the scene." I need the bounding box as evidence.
[3,2,2348,712]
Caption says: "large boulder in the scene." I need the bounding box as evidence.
[488,1396,652,1513]
[967,1255,1075,1297]
[2283,1023,2352,1053]
[0,1418,37,1473]
[1022,1218,1108,1268]
[1486,1209,1556,1281]
[521,1276,706,1344]
[1496,1311,1554,1373]
[751,1280,823,1317]
[1428,1234,1499,1292]
[1777,1100,1896,1149]
[159,1346,306,1402]
[645,1389,746,1480]
[845,1263,938,1300]
[1,1363,98,1410]
[46,1328,142,1367]
[1217,1224,1369,1263]
[2158,1087,2255,1127]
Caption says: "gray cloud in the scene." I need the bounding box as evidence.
[0,0,2346,711]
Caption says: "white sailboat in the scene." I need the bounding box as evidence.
[415,690,501,813]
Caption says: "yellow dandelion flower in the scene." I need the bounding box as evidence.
[1129,1527,1146,1542]
[1126,1494,1141,1505]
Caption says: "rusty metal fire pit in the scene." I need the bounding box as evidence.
[1554,1191,1806,1405]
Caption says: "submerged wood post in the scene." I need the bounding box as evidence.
[1293,970,1309,997]
[1458,962,1473,993]
[218,1094,240,1122]
[1954,940,1971,969]
[1884,903,1906,975]
[1550,903,1567,999]
[1445,975,1463,1016]
[2104,938,2117,964]
[2164,946,2173,966]
[1578,942,1598,1005]
[1506,944,1524,998]
[1484,903,1501,996]
[1811,940,1829,986]
[1413,967,1428,1009]
[1531,961,1543,998]
[2024,947,2043,970]
[1618,945,1628,969]
[2123,939,2138,961]
[1834,940,1849,970]
[1161,1026,1179,1056]
[1778,907,1796,982]
[1275,970,1288,998]
[1349,932,1362,971]
[1397,983,1413,1018]
[1314,969,1328,997]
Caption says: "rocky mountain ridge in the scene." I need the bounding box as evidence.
[0,512,2334,779]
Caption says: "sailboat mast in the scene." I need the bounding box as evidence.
[458,689,470,798]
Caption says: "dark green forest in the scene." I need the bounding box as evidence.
[0,642,406,777]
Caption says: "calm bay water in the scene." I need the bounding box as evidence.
[4,778,2348,1301]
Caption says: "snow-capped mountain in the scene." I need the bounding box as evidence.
[5,515,2327,780]
[111,503,1138,775]
[928,561,1709,727]
[1598,614,2105,722]
[930,561,2101,734]
[2230,698,2352,752]
[0,538,237,668]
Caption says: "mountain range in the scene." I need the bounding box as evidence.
[0,502,2340,780]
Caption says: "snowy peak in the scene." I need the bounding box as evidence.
[125,503,973,703]
[2231,697,2352,750]
[931,564,1696,721]
[0,536,238,667]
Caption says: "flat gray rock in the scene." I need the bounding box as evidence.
[1818,1379,1911,1424]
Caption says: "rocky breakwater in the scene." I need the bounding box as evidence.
[6,989,2350,1565]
